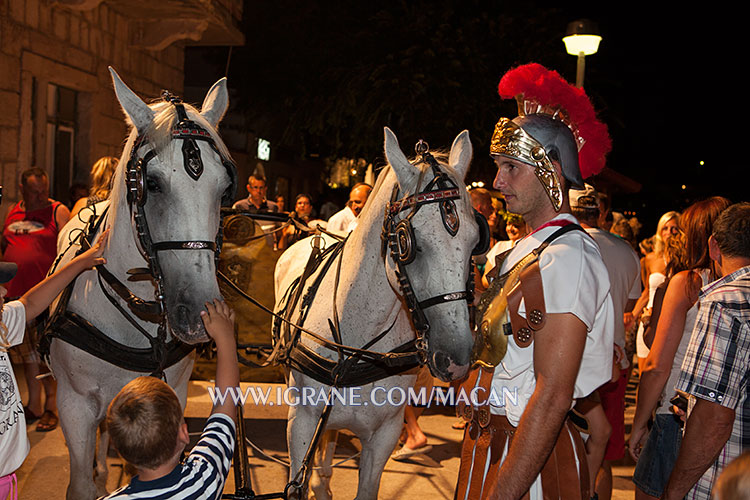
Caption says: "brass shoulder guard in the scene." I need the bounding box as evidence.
[472,250,542,368]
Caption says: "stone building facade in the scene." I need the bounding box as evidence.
[0,0,242,207]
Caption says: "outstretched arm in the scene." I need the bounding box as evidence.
[201,300,239,421]
[486,312,587,500]
[19,229,108,319]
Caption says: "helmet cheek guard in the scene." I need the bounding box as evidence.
[490,115,582,212]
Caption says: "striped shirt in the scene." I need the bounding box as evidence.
[677,265,750,500]
[101,413,235,500]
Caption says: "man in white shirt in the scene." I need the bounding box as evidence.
[455,63,614,500]
[570,184,641,500]
[326,183,372,234]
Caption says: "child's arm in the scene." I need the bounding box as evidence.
[201,299,239,421]
[19,229,109,319]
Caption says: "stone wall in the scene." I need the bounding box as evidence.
[0,0,186,206]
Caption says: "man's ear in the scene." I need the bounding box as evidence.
[709,235,722,273]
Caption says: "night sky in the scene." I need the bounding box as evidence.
[187,2,736,235]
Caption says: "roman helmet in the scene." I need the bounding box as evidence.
[490,63,611,211]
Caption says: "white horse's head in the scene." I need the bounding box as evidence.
[108,68,235,344]
[382,128,482,381]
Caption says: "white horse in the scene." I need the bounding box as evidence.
[274,128,480,499]
[47,68,235,499]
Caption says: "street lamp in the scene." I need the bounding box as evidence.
[563,19,602,88]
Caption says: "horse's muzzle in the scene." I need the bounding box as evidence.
[168,303,210,344]
[428,350,470,382]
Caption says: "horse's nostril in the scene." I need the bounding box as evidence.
[175,304,190,327]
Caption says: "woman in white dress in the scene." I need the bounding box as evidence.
[627,211,680,373]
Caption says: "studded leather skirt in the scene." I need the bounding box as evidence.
[454,368,590,500]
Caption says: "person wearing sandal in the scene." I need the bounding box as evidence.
[2,168,71,432]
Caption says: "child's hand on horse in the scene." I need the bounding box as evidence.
[74,228,110,269]
[201,299,236,347]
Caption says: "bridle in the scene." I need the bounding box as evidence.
[381,140,490,362]
[93,91,238,375]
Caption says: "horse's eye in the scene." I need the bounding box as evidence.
[146,177,161,193]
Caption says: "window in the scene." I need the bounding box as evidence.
[46,83,78,203]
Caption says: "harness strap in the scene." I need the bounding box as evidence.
[96,265,162,318]
[287,340,420,387]
[43,311,193,373]
[151,240,216,252]
[418,290,470,309]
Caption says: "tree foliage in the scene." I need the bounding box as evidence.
[228,2,576,180]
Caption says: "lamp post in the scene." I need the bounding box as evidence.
[562,19,602,88]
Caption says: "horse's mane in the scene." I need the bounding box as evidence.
[110,99,233,211]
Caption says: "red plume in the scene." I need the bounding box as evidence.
[497,63,611,178]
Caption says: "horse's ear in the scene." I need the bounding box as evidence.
[449,130,472,181]
[201,77,229,128]
[384,127,418,193]
[108,67,154,135]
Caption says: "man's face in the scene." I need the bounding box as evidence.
[348,186,371,217]
[492,157,549,219]
[21,175,50,211]
[296,196,312,217]
[247,178,267,206]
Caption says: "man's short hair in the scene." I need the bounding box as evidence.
[248,175,267,186]
[570,206,599,223]
[106,376,183,470]
[712,202,750,259]
[20,167,48,186]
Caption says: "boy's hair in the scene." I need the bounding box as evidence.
[712,202,750,259]
[106,376,183,470]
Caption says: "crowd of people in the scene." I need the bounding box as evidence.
[1,65,749,500]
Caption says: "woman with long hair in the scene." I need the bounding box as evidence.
[627,211,681,372]
[69,156,118,220]
[628,197,731,500]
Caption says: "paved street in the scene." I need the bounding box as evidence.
[14,370,638,499]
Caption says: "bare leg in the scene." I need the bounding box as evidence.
[41,367,58,412]
[580,401,611,497]
[595,461,613,500]
[402,405,427,450]
[23,361,43,415]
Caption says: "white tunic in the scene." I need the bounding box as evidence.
[490,214,614,425]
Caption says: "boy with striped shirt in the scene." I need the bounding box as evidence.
[101,300,239,500]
